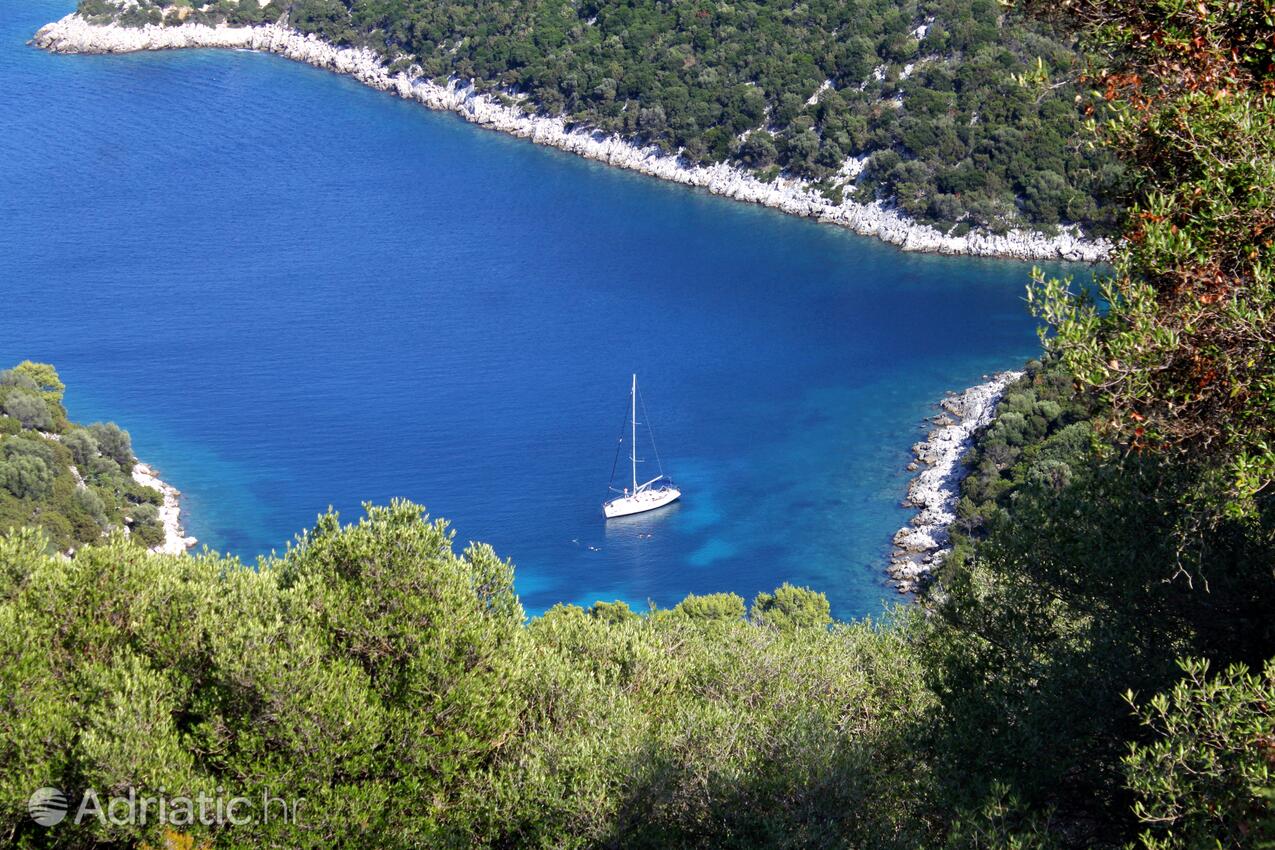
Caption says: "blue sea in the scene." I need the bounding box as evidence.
[0,1,1072,618]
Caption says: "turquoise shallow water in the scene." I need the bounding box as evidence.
[0,1,1070,617]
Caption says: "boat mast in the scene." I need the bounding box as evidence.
[630,373,638,493]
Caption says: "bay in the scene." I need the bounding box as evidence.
[0,0,1069,617]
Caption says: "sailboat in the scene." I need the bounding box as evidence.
[603,374,681,519]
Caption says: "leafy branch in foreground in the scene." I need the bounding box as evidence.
[1025,0,1275,517]
[1124,657,1275,850]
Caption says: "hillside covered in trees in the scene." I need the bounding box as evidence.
[77,0,1124,237]
[0,362,165,552]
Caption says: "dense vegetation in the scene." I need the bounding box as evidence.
[926,359,1274,844]
[0,362,164,552]
[927,0,1275,841]
[1027,0,1275,518]
[11,0,1273,847]
[77,0,1125,237]
[1,506,936,849]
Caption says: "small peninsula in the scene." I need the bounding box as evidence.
[34,2,1112,262]
[889,369,1020,592]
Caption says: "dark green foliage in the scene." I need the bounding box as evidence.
[128,503,164,548]
[944,356,1099,549]
[1,392,52,431]
[737,132,778,169]
[61,428,98,470]
[72,486,108,530]
[118,4,162,26]
[926,356,1274,843]
[1124,658,1275,850]
[941,784,1061,850]
[925,444,1275,843]
[85,0,1123,234]
[0,454,55,500]
[926,360,1273,847]
[76,0,118,22]
[87,422,134,471]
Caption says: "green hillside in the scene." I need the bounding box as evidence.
[0,362,165,552]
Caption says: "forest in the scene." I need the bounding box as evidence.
[78,0,1125,237]
[8,0,1273,846]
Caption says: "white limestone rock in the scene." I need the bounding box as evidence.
[131,461,197,555]
[887,371,1022,593]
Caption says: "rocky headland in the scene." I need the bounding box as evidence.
[131,461,197,555]
[889,371,1021,593]
[32,14,1111,263]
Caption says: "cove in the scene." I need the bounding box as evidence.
[1,0,1077,618]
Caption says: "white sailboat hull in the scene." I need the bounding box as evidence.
[603,486,681,518]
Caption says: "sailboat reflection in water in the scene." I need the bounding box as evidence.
[603,374,681,519]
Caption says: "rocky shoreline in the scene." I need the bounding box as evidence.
[32,14,1111,263]
[888,371,1021,593]
[131,461,197,555]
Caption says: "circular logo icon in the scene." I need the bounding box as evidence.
[28,787,68,827]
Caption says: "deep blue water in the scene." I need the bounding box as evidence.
[0,1,1068,618]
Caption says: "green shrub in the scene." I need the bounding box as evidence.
[88,422,134,471]
[672,592,746,623]
[0,455,54,500]
[63,427,99,470]
[587,599,639,624]
[1,392,52,431]
[0,509,940,848]
[72,486,108,529]
[1124,658,1275,850]
[750,583,832,632]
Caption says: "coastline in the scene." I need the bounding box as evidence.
[32,14,1110,264]
[131,461,197,555]
[888,371,1020,593]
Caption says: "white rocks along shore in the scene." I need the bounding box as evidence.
[131,461,197,555]
[32,14,1111,263]
[888,371,1021,593]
